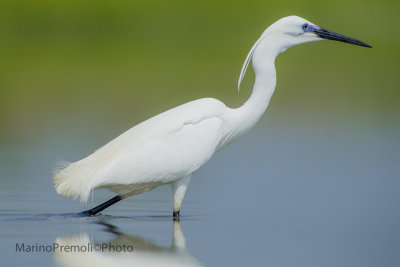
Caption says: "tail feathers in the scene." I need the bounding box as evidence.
[53,159,93,203]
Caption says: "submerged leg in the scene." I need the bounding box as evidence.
[171,176,191,221]
[78,195,122,217]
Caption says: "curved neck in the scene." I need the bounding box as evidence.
[217,34,285,150]
[241,61,276,116]
[234,39,280,135]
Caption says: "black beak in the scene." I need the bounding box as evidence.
[314,28,372,48]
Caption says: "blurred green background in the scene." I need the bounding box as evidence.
[0,0,398,144]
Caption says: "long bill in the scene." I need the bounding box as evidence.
[314,28,372,48]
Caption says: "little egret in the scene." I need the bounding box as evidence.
[54,16,371,219]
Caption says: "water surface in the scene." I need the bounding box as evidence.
[1,121,400,266]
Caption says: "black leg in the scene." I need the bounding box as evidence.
[78,195,122,217]
[173,210,180,221]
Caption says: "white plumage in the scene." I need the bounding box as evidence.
[54,16,370,216]
[55,98,228,203]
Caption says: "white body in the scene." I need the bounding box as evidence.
[54,16,322,212]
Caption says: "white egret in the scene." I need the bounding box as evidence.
[54,16,371,219]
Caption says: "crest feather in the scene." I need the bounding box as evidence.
[237,30,269,92]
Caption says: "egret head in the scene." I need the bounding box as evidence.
[268,16,372,49]
[238,16,371,91]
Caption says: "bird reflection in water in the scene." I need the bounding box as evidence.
[53,221,202,267]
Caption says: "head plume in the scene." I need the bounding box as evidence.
[237,29,270,92]
[237,16,316,92]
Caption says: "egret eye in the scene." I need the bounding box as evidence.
[302,23,309,31]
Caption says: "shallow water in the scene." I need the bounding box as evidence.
[1,121,400,266]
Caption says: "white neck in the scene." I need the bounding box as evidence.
[232,35,282,137]
[217,17,318,149]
